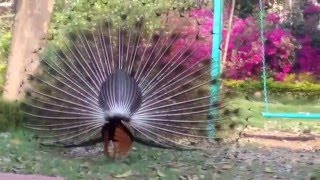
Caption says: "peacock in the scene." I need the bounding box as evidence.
[21,10,226,159]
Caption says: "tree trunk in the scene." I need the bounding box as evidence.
[3,0,54,101]
[222,0,236,71]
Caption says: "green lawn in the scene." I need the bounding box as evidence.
[226,94,320,133]
[0,96,320,179]
[0,131,320,180]
[0,130,226,179]
[0,130,319,179]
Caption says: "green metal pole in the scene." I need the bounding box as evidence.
[209,0,223,139]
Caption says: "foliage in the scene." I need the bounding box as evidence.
[0,31,11,58]
[0,31,11,90]
[232,0,272,18]
[0,99,23,131]
[0,7,14,92]
[283,73,317,83]
[223,77,320,97]
[304,3,320,14]
[0,9,12,55]
[225,15,298,81]
[158,8,213,67]
[170,8,299,81]
[293,3,320,75]
[49,0,200,48]
[170,5,320,82]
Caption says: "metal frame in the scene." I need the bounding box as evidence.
[258,0,320,120]
[209,0,223,138]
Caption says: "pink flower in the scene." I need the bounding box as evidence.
[167,9,304,81]
[275,72,286,81]
[304,5,320,15]
[190,9,213,19]
[283,65,291,73]
[266,13,280,24]
[266,28,289,46]
[232,18,247,35]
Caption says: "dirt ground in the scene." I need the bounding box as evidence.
[241,127,320,151]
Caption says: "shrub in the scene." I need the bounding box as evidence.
[223,78,320,97]
[169,7,320,82]
[224,15,299,81]
[0,12,13,92]
[49,0,200,48]
[293,3,320,76]
[184,9,299,80]
[0,99,23,131]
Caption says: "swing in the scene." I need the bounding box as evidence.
[258,0,320,119]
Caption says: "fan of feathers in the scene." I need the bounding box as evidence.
[20,9,241,159]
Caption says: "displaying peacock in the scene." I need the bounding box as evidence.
[21,10,227,159]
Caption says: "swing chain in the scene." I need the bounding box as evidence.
[259,0,269,113]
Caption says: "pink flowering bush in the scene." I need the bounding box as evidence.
[266,13,280,24]
[295,35,320,75]
[223,15,298,81]
[166,6,319,81]
[160,10,213,67]
[304,4,320,15]
[294,3,320,76]
[178,9,298,80]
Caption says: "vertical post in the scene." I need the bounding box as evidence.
[259,0,269,113]
[2,0,55,101]
[208,0,223,139]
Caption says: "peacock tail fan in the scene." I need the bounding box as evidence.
[21,10,237,151]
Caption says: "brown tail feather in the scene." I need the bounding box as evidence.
[102,123,133,159]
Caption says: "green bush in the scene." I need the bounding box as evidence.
[0,31,12,90]
[223,79,320,97]
[0,99,23,131]
[0,31,12,58]
[50,0,199,48]
[0,8,14,92]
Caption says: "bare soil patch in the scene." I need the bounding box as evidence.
[241,127,320,151]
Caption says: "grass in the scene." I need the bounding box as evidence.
[226,93,320,133]
[1,94,319,136]
[0,130,218,179]
[0,130,319,179]
[0,95,320,179]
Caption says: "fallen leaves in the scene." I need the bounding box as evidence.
[10,138,22,145]
[221,164,233,170]
[156,169,166,177]
[0,131,320,180]
[112,170,132,178]
[264,167,274,173]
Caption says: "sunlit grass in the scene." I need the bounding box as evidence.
[0,130,216,179]
[228,94,320,133]
[0,94,319,179]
